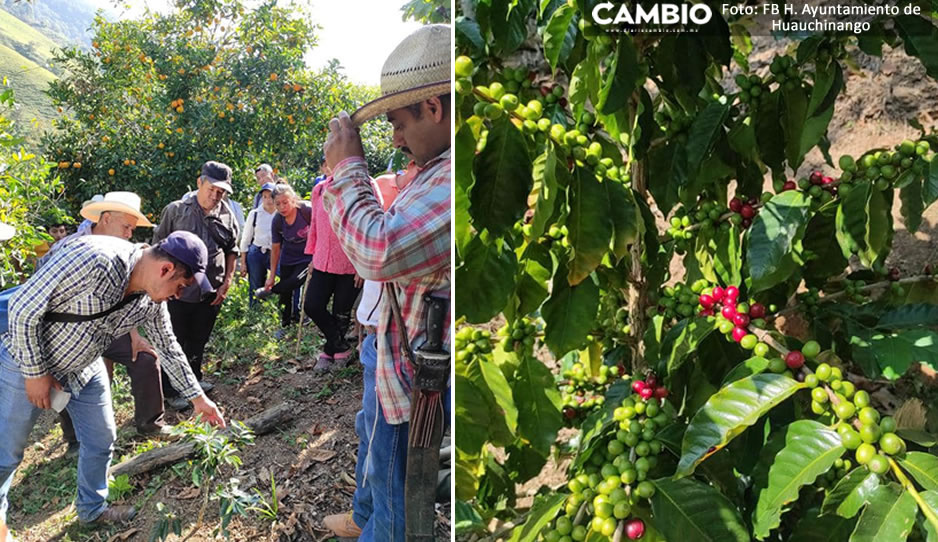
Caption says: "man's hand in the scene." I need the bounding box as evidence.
[264,276,276,291]
[191,395,226,428]
[25,374,63,410]
[324,111,365,170]
[211,279,231,306]
[130,328,157,362]
[238,257,247,278]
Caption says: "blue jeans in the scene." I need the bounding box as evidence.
[352,334,451,541]
[245,245,270,308]
[0,343,116,524]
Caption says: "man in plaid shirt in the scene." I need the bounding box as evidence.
[320,24,451,541]
[0,232,225,535]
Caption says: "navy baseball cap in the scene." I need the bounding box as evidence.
[158,231,213,299]
[260,182,277,192]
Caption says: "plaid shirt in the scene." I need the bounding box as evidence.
[323,149,451,425]
[0,236,203,400]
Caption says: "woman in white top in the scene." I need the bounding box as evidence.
[239,182,277,307]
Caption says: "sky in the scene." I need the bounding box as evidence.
[82,0,423,86]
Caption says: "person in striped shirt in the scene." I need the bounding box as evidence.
[0,232,225,534]
[320,24,451,541]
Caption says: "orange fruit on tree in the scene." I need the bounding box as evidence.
[108,168,115,176]
[72,162,81,168]
[269,73,278,81]
[124,159,131,165]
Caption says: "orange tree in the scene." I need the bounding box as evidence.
[42,0,393,217]
[455,1,938,541]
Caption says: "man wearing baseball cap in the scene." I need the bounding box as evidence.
[320,24,451,541]
[36,192,181,457]
[0,231,225,535]
[153,161,240,410]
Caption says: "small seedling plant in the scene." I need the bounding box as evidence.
[454,1,938,540]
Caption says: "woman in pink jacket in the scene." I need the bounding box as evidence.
[304,175,362,370]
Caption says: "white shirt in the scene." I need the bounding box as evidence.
[356,280,382,327]
[240,207,276,252]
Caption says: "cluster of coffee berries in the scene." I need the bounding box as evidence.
[560,363,626,424]
[768,55,801,91]
[654,108,692,143]
[838,139,932,194]
[545,380,673,541]
[841,279,870,304]
[455,327,493,366]
[817,456,856,490]
[702,285,772,354]
[497,317,538,353]
[735,73,770,107]
[796,170,839,203]
[803,361,906,475]
[599,294,631,347]
[650,279,712,323]
[727,196,760,229]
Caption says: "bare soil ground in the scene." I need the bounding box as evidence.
[5,300,451,541]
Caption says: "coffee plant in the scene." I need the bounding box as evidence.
[454,1,938,540]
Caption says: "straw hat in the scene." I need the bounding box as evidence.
[81,191,153,227]
[350,24,451,126]
[0,221,14,241]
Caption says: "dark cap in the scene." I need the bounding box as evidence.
[157,231,213,299]
[201,161,233,193]
[260,182,277,192]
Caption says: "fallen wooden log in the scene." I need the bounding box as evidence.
[109,402,295,478]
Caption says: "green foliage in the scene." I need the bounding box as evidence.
[42,0,393,218]
[455,0,938,539]
[107,474,135,502]
[400,0,450,24]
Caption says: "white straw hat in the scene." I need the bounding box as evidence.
[81,191,153,227]
[350,24,451,126]
[0,221,14,241]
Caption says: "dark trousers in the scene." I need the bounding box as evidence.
[163,298,221,396]
[304,269,360,356]
[60,333,164,442]
[271,262,307,327]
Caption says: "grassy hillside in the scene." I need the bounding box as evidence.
[0,42,57,145]
[0,7,62,70]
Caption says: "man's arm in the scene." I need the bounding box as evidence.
[151,202,177,244]
[322,157,450,282]
[212,252,237,306]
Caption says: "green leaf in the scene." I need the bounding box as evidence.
[789,514,857,542]
[516,242,553,316]
[597,33,639,115]
[878,304,938,329]
[864,188,891,267]
[470,115,533,235]
[676,373,805,478]
[542,261,599,357]
[512,353,563,454]
[753,420,846,538]
[712,223,742,286]
[926,157,938,206]
[455,124,476,253]
[849,484,917,542]
[507,493,568,542]
[543,4,577,72]
[754,92,785,171]
[455,16,485,54]
[822,469,881,519]
[648,141,686,212]
[922,490,938,542]
[685,101,730,182]
[895,15,938,80]
[747,191,811,292]
[478,357,519,436]
[899,176,924,234]
[722,357,770,385]
[854,329,938,380]
[567,167,613,285]
[456,233,518,323]
[648,478,750,542]
[803,205,849,282]
[660,317,716,376]
[604,179,639,261]
[455,375,492,456]
[896,429,938,447]
[491,0,534,55]
[530,147,560,240]
[898,452,938,492]
[836,181,871,262]
[454,500,485,534]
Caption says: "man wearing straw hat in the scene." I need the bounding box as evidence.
[320,24,451,541]
[39,192,176,458]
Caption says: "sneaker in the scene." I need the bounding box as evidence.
[254,287,274,300]
[199,380,215,393]
[91,505,137,525]
[65,441,79,459]
[323,512,362,538]
[165,396,190,411]
[274,328,289,340]
[333,348,355,367]
[314,353,333,372]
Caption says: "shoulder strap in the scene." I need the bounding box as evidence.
[385,283,417,367]
[44,293,143,323]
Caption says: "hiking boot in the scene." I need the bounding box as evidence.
[65,440,79,459]
[92,505,137,525]
[165,396,191,411]
[323,512,362,538]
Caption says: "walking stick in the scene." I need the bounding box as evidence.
[294,267,313,359]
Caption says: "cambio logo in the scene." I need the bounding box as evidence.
[591,2,713,26]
